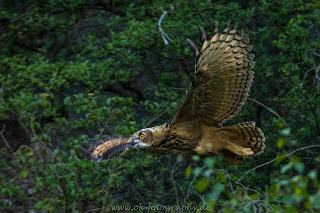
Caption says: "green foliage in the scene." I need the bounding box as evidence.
[0,0,320,212]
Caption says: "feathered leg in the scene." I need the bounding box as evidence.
[218,122,265,158]
[225,142,254,157]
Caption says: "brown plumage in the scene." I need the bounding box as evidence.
[80,21,266,165]
[80,136,132,161]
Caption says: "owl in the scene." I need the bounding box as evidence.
[80,21,265,165]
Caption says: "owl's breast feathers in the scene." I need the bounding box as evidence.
[146,124,202,156]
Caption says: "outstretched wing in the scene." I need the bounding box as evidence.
[171,21,255,127]
[80,136,133,161]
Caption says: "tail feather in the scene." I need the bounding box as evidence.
[235,122,266,154]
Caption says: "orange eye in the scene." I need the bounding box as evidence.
[139,134,145,139]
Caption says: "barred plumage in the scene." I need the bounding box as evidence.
[80,21,266,165]
[80,136,132,161]
[172,21,255,127]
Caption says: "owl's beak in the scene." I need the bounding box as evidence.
[130,136,149,149]
[130,137,140,148]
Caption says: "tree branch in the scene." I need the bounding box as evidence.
[0,125,13,153]
[236,144,320,183]
[158,6,174,45]
[248,98,287,124]
[144,106,173,128]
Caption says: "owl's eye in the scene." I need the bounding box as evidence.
[139,133,145,139]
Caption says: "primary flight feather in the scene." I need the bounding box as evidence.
[80,21,266,165]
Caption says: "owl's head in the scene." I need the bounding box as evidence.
[131,128,154,149]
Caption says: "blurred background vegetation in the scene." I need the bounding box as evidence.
[0,0,320,212]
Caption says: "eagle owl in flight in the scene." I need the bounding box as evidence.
[80,21,266,165]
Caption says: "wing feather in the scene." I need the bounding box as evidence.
[171,21,255,127]
[80,136,133,161]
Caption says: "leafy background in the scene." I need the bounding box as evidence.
[0,0,320,212]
